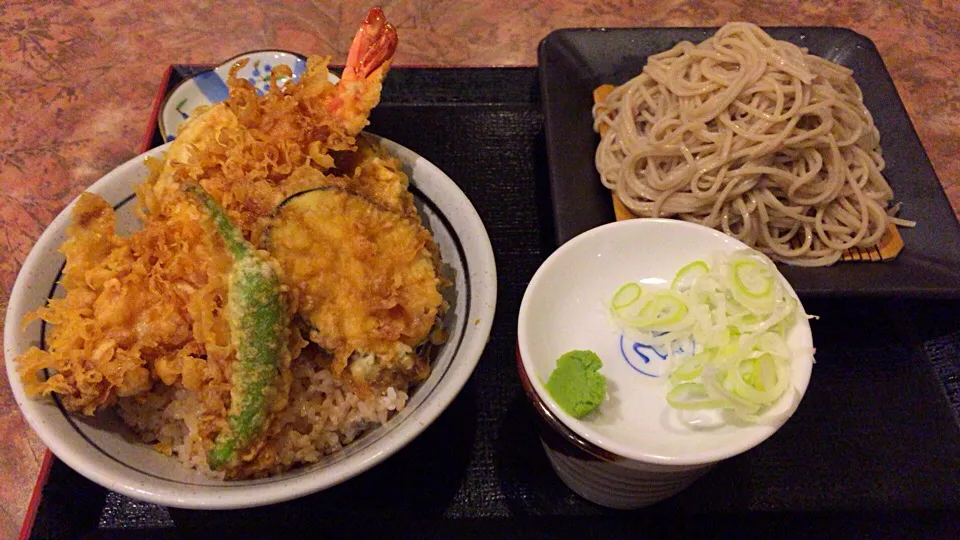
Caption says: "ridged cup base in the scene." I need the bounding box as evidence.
[542,440,712,509]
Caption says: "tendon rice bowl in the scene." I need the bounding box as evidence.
[3,132,497,508]
[14,7,444,480]
[8,7,496,507]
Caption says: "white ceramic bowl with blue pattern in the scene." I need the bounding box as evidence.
[159,50,339,142]
[517,219,815,508]
[5,137,497,509]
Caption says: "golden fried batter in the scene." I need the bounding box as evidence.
[267,187,443,390]
[17,193,235,415]
[16,8,443,479]
[144,56,398,246]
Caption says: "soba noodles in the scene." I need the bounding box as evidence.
[593,22,908,267]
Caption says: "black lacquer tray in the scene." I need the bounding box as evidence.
[539,27,960,298]
[24,66,960,539]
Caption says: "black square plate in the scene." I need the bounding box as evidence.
[539,27,960,298]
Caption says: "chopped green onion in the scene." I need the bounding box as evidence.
[669,351,712,385]
[609,249,806,422]
[666,383,727,410]
[671,260,709,291]
[612,282,642,309]
[731,259,773,298]
[615,290,694,334]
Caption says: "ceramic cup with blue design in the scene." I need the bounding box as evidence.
[516,218,815,509]
[159,50,339,143]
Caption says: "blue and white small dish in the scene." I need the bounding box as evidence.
[159,50,339,142]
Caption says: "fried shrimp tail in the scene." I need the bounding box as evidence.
[316,6,399,140]
[344,6,398,81]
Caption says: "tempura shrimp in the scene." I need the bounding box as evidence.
[145,6,401,239]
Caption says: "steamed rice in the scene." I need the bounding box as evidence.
[118,347,409,478]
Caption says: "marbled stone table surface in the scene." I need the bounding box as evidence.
[1,1,958,535]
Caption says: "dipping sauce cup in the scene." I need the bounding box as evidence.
[516,219,814,509]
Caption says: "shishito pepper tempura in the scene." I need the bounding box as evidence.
[15,7,447,479]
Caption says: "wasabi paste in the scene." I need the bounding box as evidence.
[545,350,607,418]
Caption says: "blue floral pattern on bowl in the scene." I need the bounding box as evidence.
[246,61,285,95]
[159,50,339,142]
[619,333,694,378]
